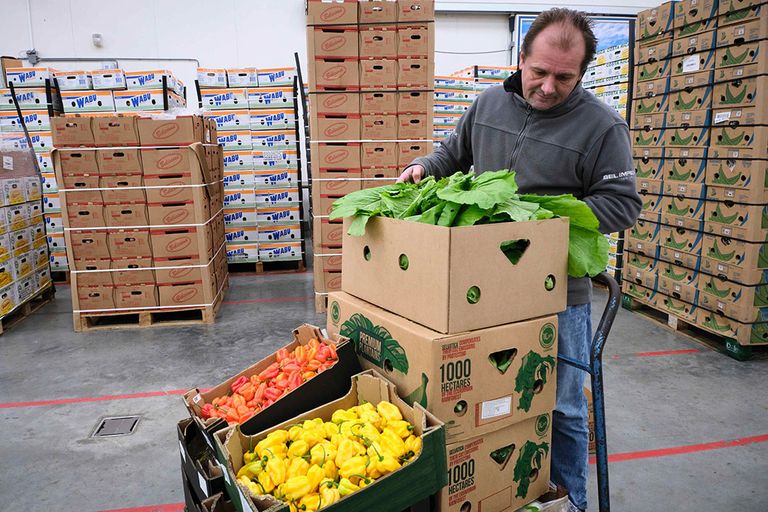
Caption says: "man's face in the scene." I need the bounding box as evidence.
[519,24,585,110]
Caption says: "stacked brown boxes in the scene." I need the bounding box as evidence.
[51,114,229,330]
[327,215,569,510]
[624,0,768,353]
[307,0,435,310]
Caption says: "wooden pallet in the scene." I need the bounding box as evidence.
[51,270,70,284]
[621,294,766,361]
[0,283,56,335]
[228,259,305,274]
[73,281,228,332]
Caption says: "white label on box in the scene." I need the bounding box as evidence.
[714,112,731,124]
[678,185,686,193]
[717,264,725,271]
[717,301,725,310]
[677,219,684,227]
[238,488,254,512]
[735,68,744,77]
[481,396,512,419]
[726,190,734,198]
[192,393,202,404]
[3,156,12,170]
[736,27,745,36]
[723,228,731,236]
[199,473,209,497]
[674,284,682,292]
[219,463,231,485]
[674,252,681,258]
[179,440,186,461]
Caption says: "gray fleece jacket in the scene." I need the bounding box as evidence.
[412,71,641,305]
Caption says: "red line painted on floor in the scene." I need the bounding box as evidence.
[589,433,768,464]
[224,296,313,305]
[0,388,210,409]
[98,503,183,512]
[229,270,309,277]
[611,348,701,359]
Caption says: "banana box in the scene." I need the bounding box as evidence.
[49,251,68,271]
[226,68,259,87]
[35,265,51,289]
[696,308,768,346]
[205,110,251,131]
[666,109,711,128]
[699,275,768,324]
[0,110,51,132]
[44,211,64,234]
[53,70,92,90]
[632,112,667,131]
[23,176,42,202]
[660,245,701,269]
[61,90,115,113]
[199,88,248,110]
[254,187,300,206]
[254,168,299,188]
[633,146,666,179]
[37,152,52,172]
[197,68,228,88]
[661,224,705,254]
[224,225,258,244]
[714,42,768,71]
[657,293,699,323]
[668,85,712,111]
[249,109,296,131]
[223,206,258,227]
[3,181,25,207]
[251,130,297,150]
[28,131,53,152]
[10,227,32,257]
[247,87,294,109]
[658,273,700,304]
[0,259,15,287]
[632,127,666,147]
[670,50,716,75]
[222,150,254,170]
[223,170,256,189]
[257,68,296,87]
[674,0,718,35]
[91,70,126,90]
[255,205,300,224]
[713,74,767,109]
[662,212,705,232]
[0,233,11,262]
[225,242,259,263]
[716,16,768,47]
[628,218,662,244]
[0,87,48,111]
[637,2,675,42]
[662,126,710,147]
[0,284,18,316]
[660,195,707,220]
[711,126,768,156]
[257,223,301,243]
[704,202,768,241]
[635,59,671,82]
[625,251,659,272]
[705,172,768,203]
[5,67,57,88]
[217,130,252,150]
[14,250,34,279]
[258,241,302,261]
[223,188,257,208]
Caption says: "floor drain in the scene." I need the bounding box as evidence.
[91,415,141,438]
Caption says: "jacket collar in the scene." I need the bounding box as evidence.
[503,70,586,117]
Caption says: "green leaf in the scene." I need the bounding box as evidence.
[437,170,518,209]
[329,187,388,220]
[568,225,610,277]
[347,215,370,236]
[413,202,445,225]
[454,204,489,226]
[437,201,462,227]
[494,198,551,222]
[340,313,410,373]
[500,239,531,265]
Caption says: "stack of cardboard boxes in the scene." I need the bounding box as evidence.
[307,0,435,311]
[0,67,64,272]
[0,149,51,318]
[327,215,569,510]
[625,0,767,353]
[50,114,228,330]
[196,67,305,266]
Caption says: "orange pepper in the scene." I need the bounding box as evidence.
[294,345,307,364]
[239,383,256,401]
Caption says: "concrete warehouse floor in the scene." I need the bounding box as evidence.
[1,270,766,512]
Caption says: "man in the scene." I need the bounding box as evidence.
[398,8,641,511]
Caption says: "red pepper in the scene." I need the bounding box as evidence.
[259,362,280,381]
[200,403,215,419]
[239,383,256,401]
[254,382,267,402]
[264,386,283,401]
[287,371,303,391]
[231,376,248,394]
[275,348,290,363]
[282,362,301,373]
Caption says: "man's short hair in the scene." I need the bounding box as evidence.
[521,8,597,75]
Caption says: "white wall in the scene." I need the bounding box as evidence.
[1,0,659,97]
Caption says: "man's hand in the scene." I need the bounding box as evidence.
[397,165,425,183]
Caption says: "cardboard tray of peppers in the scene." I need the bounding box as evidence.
[178,324,448,512]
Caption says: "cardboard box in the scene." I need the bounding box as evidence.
[257,68,296,87]
[310,113,361,141]
[631,127,666,147]
[711,125,768,156]
[157,276,217,308]
[0,259,15,287]
[714,42,768,72]
[67,229,110,260]
[224,170,254,189]
[224,225,258,245]
[674,0,718,33]
[696,307,768,346]
[0,109,51,132]
[253,169,298,188]
[659,259,700,287]
[110,257,154,285]
[701,251,766,286]
[200,88,248,110]
[104,202,148,228]
[61,90,115,114]
[314,252,342,274]
[14,250,35,279]
[197,68,228,88]
[137,116,212,146]
[666,109,711,128]
[205,110,250,132]
[60,173,101,204]
[225,68,258,88]
[107,229,152,259]
[397,90,432,114]
[706,177,768,204]
[91,70,126,90]
[670,50,716,75]
[254,187,300,206]
[358,25,397,58]
[637,2,676,41]
[73,280,115,312]
[252,130,298,150]
[247,87,294,110]
[699,274,768,323]
[632,76,669,100]
[94,148,142,176]
[637,178,663,196]
[90,115,140,146]
[256,205,300,225]
[328,290,558,441]
[628,218,662,244]
[398,24,434,58]
[222,150,254,170]
[359,58,398,89]
[308,91,359,116]
[397,141,430,166]
[704,201,767,241]
[307,0,359,24]
[662,126,710,147]
[113,283,157,308]
[342,216,568,333]
[359,0,397,23]
[50,117,95,147]
[225,242,258,262]
[0,285,18,316]
[397,0,434,22]
[658,244,700,268]
[222,206,257,227]
[719,0,764,22]
[397,113,430,139]
[632,112,667,131]
[361,113,397,139]
[0,87,48,110]
[712,105,768,129]
[361,141,397,167]
[256,224,301,243]
[712,75,766,109]
[669,69,712,91]
[668,85,712,111]
[634,95,669,115]
[100,174,145,204]
[151,225,213,264]
[64,202,105,229]
[55,148,98,174]
[223,188,256,208]
[636,59,671,82]
[5,67,56,87]
[217,131,252,150]
[663,180,706,199]
[661,224,704,254]
[310,58,359,91]
[313,142,361,170]
[259,241,303,261]
[178,418,226,505]
[125,69,181,93]
[360,91,397,113]
[660,195,707,220]
[716,16,768,47]
[309,26,359,59]
[313,216,345,247]
[249,109,295,131]
[625,250,659,272]
[635,39,673,65]
[397,58,432,88]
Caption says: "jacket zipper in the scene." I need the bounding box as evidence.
[508,103,533,171]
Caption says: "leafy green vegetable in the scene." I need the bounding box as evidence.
[329,170,611,277]
[513,441,550,498]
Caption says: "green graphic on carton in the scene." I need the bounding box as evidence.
[513,441,550,499]
[666,231,689,250]
[759,245,768,267]
[330,301,340,325]
[539,323,556,349]
[403,373,429,409]
[709,204,740,224]
[664,297,686,313]
[762,208,768,228]
[671,129,695,146]
[676,93,697,110]
[632,226,650,240]
[669,162,692,181]
[679,21,703,37]
[629,256,650,270]
[626,283,643,298]
[664,265,688,281]
[704,278,731,298]
[755,285,768,306]
[341,313,409,373]
[708,240,736,262]
[535,414,550,437]
[712,162,743,185]
[636,164,653,178]
[750,322,768,345]
[668,200,690,216]
[725,4,751,23]
[719,129,746,146]
[636,99,657,114]
[642,64,660,80]
[515,351,555,412]
[636,131,656,146]
[703,313,730,333]
[724,85,748,105]
[723,47,750,67]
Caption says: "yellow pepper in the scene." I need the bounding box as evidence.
[258,442,287,461]
[335,438,360,467]
[339,420,361,438]
[337,477,359,496]
[266,455,287,486]
[288,439,309,459]
[353,422,381,445]
[288,425,304,442]
[339,455,369,480]
[387,420,414,439]
[358,410,382,429]
[300,429,324,448]
[323,421,340,438]
[299,493,321,512]
[258,471,275,493]
[303,418,324,430]
[322,459,338,480]
[306,464,325,493]
[310,442,336,466]
[380,428,407,458]
[375,454,401,475]
[237,460,264,479]
[319,483,341,507]
[404,435,422,458]
[358,402,376,414]
[376,401,402,423]
[282,475,312,501]
[239,475,265,496]
[266,429,290,445]
[243,450,257,463]
[287,457,310,479]
[331,409,357,424]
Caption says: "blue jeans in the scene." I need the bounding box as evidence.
[551,303,592,511]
